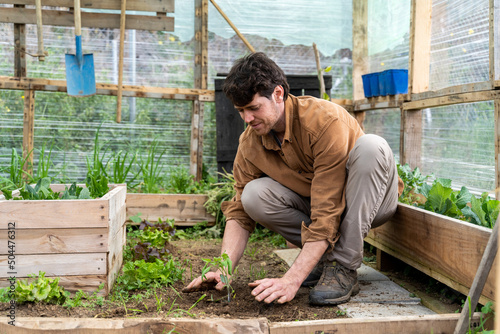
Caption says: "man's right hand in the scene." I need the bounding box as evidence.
[182,271,225,293]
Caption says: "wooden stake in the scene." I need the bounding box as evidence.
[116,0,126,123]
[454,220,498,334]
[312,43,325,98]
[209,0,255,53]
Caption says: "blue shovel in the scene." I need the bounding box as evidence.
[65,0,96,97]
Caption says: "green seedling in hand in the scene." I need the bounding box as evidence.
[201,252,236,302]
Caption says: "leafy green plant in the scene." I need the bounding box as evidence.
[0,148,33,191]
[397,162,430,204]
[137,138,167,193]
[0,271,70,305]
[203,170,236,230]
[116,257,185,291]
[397,163,499,229]
[85,126,110,198]
[201,252,236,302]
[106,149,140,189]
[126,218,176,262]
[3,177,91,200]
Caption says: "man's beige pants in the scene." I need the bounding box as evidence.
[240,134,399,270]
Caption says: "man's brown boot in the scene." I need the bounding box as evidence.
[309,262,359,305]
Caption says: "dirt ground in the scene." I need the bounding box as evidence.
[1,239,347,322]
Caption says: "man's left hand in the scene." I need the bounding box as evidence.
[248,277,300,304]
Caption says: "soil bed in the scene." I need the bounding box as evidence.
[1,238,345,322]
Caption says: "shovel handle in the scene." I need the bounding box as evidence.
[35,0,45,60]
[74,0,81,36]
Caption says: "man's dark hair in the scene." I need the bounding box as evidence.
[223,52,290,107]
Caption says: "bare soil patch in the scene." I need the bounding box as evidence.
[1,239,345,322]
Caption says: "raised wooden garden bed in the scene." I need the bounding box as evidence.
[0,313,484,333]
[365,203,497,305]
[0,184,127,295]
[126,193,214,226]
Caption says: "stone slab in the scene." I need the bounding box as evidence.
[273,247,435,318]
[338,302,436,318]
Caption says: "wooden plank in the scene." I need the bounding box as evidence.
[270,314,483,334]
[353,94,408,111]
[489,0,496,84]
[0,76,215,101]
[0,228,108,254]
[352,0,368,101]
[0,198,109,229]
[194,0,208,91]
[0,0,175,12]
[0,7,175,32]
[496,99,500,200]
[365,203,497,305]
[0,317,269,333]
[107,225,125,293]
[403,90,500,110]
[0,253,107,277]
[104,185,127,238]
[190,99,204,181]
[408,0,431,94]
[126,193,214,224]
[400,109,422,167]
[454,221,498,334]
[13,13,26,77]
[0,274,108,294]
[410,81,493,101]
[22,89,35,179]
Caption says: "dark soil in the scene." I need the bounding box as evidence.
[1,239,345,322]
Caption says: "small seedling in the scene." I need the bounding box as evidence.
[201,252,236,302]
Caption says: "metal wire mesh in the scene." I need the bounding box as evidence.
[429,0,490,90]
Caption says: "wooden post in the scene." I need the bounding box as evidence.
[408,0,432,95]
[22,90,35,179]
[400,0,431,168]
[116,0,126,123]
[352,0,367,130]
[191,0,208,181]
[496,99,500,200]
[312,43,325,98]
[14,6,34,178]
[490,0,500,87]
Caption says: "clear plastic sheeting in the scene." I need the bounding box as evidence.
[367,0,410,73]
[0,1,353,180]
[421,102,495,194]
[0,90,217,182]
[362,109,401,162]
[430,0,490,90]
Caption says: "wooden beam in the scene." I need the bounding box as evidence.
[270,314,484,334]
[490,0,499,86]
[411,81,493,101]
[404,90,500,110]
[0,0,175,12]
[352,0,368,101]
[194,0,208,91]
[0,7,175,32]
[0,76,215,101]
[22,89,35,179]
[190,99,204,181]
[496,99,500,200]
[0,317,269,333]
[13,9,26,77]
[192,0,208,181]
[353,94,408,111]
[408,0,432,94]
[400,109,422,168]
